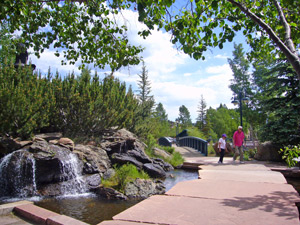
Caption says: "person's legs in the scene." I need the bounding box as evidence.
[238,146,243,162]
[219,149,225,163]
[233,146,239,161]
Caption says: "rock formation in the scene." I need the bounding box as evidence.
[0,129,173,200]
[254,141,283,161]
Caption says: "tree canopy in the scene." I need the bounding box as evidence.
[2,1,300,78]
[1,0,142,71]
[177,105,192,128]
[134,0,300,80]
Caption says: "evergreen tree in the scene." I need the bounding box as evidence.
[228,43,259,141]
[177,105,192,129]
[196,95,207,131]
[154,103,168,122]
[0,63,54,138]
[228,43,252,96]
[132,62,156,139]
[252,59,300,146]
[137,61,155,120]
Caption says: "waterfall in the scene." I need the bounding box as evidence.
[59,152,88,196]
[0,149,89,199]
[0,150,37,198]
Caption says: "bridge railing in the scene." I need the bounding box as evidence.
[178,136,208,156]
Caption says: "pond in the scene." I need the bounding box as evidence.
[27,169,198,225]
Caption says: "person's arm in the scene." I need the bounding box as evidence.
[218,141,221,152]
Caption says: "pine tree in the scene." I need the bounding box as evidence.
[137,61,155,120]
[252,59,300,146]
[0,62,54,138]
[154,102,168,122]
[228,43,252,96]
[177,105,192,129]
[196,95,207,131]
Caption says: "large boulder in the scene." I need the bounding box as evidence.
[152,158,174,172]
[73,144,111,175]
[127,149,152,164]
[143,163,166,179]
[34,133,62,142]
[254,141,283,161]
[124,178,165,199]
[85,174,102,190]
[29,139,81,185]
[153,147,171,159]
[111,153,144,169]
[93,187,128,200]
[0,137,32,157]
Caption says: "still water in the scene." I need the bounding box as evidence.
[35,169,198,225]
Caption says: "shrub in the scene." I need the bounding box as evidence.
[280,145,300,168]
[158,145,174,154]
[166,151,184,167]
[207,141,215,156]
[0,63,54,138]
[243,151,250,161]
[247,148,257,158]
[144,134,156,156]
[102,163,149,193]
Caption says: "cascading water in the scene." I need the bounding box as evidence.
[0,150,37,198]
[58,152,88,196]
[0,148,89,199]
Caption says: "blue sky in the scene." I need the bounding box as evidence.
[29,8,249,123]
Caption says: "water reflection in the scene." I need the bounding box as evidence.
[165,169,199,191]
[36,195,140,225]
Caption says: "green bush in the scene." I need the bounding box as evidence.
[166,151,184,167]
[102,163,149,193]
[207,141,215,156]
[158,145,174,154]
[248,148,257,158]
[186,126,207,139]
[144,134,157,157]
[243,151,250,161]
[0,63,54,138]
[280,145,300,168]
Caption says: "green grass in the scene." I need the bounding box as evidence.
[158,145,175,154]
[102,163,150,193]
[166,151,184,167]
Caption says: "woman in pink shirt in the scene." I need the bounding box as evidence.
[233,126,245,163]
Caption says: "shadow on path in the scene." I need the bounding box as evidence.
[222,191,299,220]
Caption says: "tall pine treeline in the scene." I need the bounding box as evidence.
[0,63,139,139]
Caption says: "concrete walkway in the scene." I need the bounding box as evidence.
[99,146,300,225]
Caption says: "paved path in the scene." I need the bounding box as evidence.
[99,146,300,225]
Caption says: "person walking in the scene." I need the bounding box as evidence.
[218,134,227,164]
[233,126,245,163]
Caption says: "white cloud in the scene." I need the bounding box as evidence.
[29,49,81,75]
[205,64,231,74]
[214,54,228,59]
